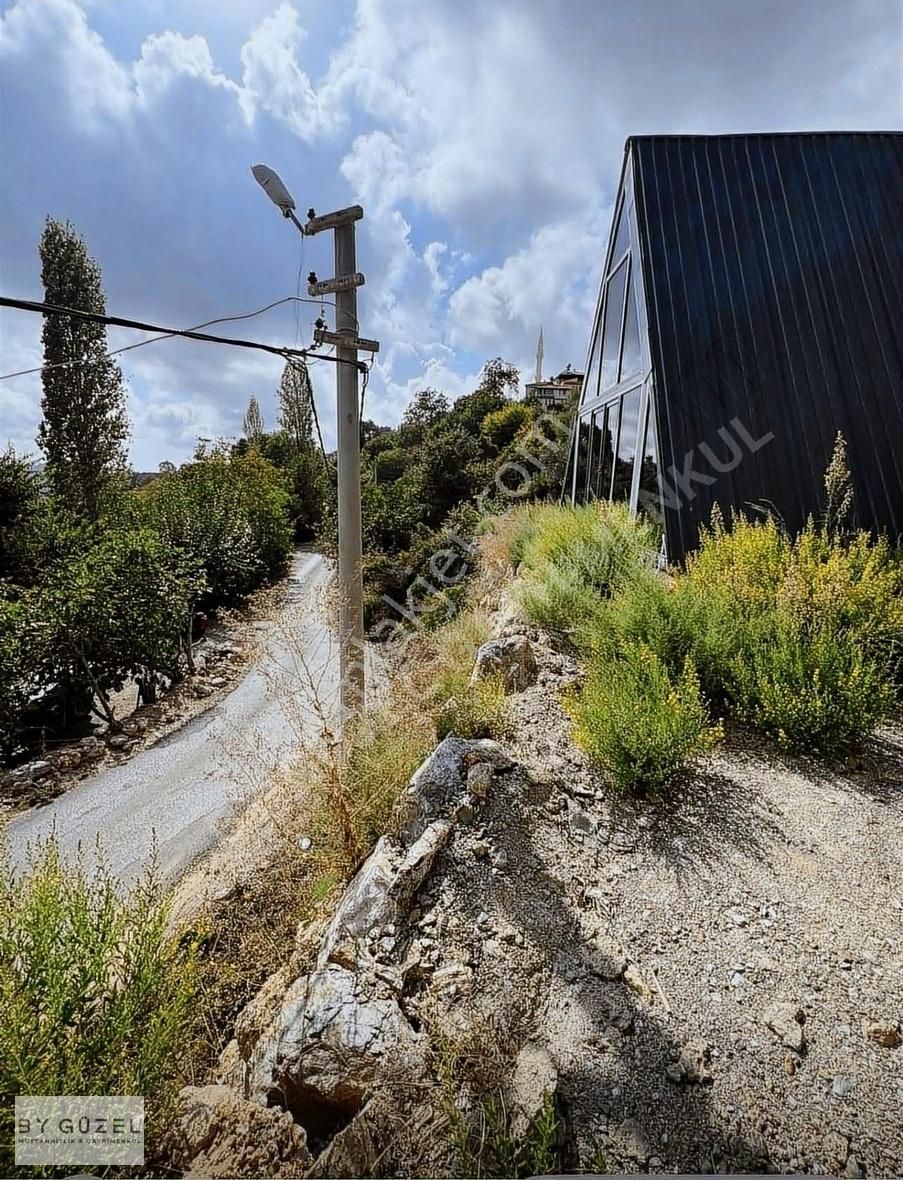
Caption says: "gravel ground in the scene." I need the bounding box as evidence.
[461,630,903,1175]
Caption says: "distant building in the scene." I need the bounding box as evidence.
[567,131,903,562]
[525,364,583,412]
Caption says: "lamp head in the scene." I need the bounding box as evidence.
[251,164,296,214]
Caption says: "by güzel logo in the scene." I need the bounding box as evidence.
[15,1096,145,1166]
[17,1114,143,1135]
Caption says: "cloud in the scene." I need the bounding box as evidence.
[1,0,900,466]
[238,2,344,140]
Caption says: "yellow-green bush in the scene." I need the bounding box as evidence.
[0,841,196,1166]
[729,616,894,755]
[489,501,659,642]
[567,643,722,792]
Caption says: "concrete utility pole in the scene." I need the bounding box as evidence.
[251,166,378,726]
[331,215,365,717]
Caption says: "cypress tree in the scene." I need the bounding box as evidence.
[37,218,128,520]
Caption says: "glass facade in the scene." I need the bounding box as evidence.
[572,167,660,521]
[599,259,628,391]
[637,394,661,521]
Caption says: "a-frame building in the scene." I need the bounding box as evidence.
[567,132,903,562]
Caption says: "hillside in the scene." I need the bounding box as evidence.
[172,503,903,1179]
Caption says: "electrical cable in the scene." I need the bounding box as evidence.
[0,296,365,375]
[0,294,349,381]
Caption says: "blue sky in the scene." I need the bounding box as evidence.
[1,0,900,469]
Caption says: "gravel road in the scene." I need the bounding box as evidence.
[6,551,340,885]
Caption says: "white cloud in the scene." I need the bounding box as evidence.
[238,2,344,140]
[423,242,448,296]
[2,0,901,461]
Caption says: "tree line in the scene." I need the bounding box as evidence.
[1,218,576,761]
[0,220,320,758]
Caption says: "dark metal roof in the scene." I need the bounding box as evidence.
[629,131,903,557]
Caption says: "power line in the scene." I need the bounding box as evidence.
[0,295,342,382]
[0,295,365,376]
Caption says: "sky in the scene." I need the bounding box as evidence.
[1,0,901,469]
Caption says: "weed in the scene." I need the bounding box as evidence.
[729,616,894,755]
[567,643,723,793]
[429,1027,563,1179]
[0,839,196,1168]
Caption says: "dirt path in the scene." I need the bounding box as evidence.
[6,552,340,885]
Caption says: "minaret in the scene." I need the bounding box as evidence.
[535,326,544,384]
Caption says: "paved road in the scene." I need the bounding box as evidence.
[6,551,341,885]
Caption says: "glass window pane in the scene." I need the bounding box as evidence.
[581,321,602,407]
[612,386,642,501]
[593,406,614,500]
[604,398,621,499]
[609,202,629,272]
[600,260,628,392]
[637,397,661,520]
[586,409,604,499]
[574,416,591,504]
[619,271,642,380]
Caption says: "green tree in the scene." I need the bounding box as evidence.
[242,395,265,443]
[452,358,518,434]
[277,359,314,450]
[399,389,450,443]
[481,401,534,453]
[30,528,205,721]
[37,218,128,520]
[142,445,291,605]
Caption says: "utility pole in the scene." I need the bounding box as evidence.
[252,166,378,727]
[329,213,365,717]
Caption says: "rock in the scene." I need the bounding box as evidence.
[568,799,595,834]
[234,968,293,1059]
[396,736,470,836]
[453,801,474,823]
[107,733,131,751]
[24,759,53,779]
[862,1018,901,1048]
[508,1043,558,1139]
[462,738,513,770]
[583,934,627,980]
[247,964,416,1108]
[492,848,509,869]
[763,1002,806,1051]
[623,963,654,1003]
[389,821,451,911]
[467,761,494,800]
[177,1084,310,1177]
[53,748,82,771]
[209,676,228,688]
[612,1116,651,1164]
[822,1131,849,1167]
[193,654,208,673]
[472,841,490,860]
[79,736,105,762]
[844,1154,865,1177]
[832,1075,856,1097]
[319,838,397,968]
[469,635,538,694]
[670,1043,712,1085]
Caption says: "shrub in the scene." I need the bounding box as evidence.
[419,608,509,740]
[567,643,722,792]
[142,444,291,606]
[500,502,659,641]
[729,616,894,754]
[0,841,196,1165]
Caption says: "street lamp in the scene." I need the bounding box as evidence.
[251,163,372,727]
